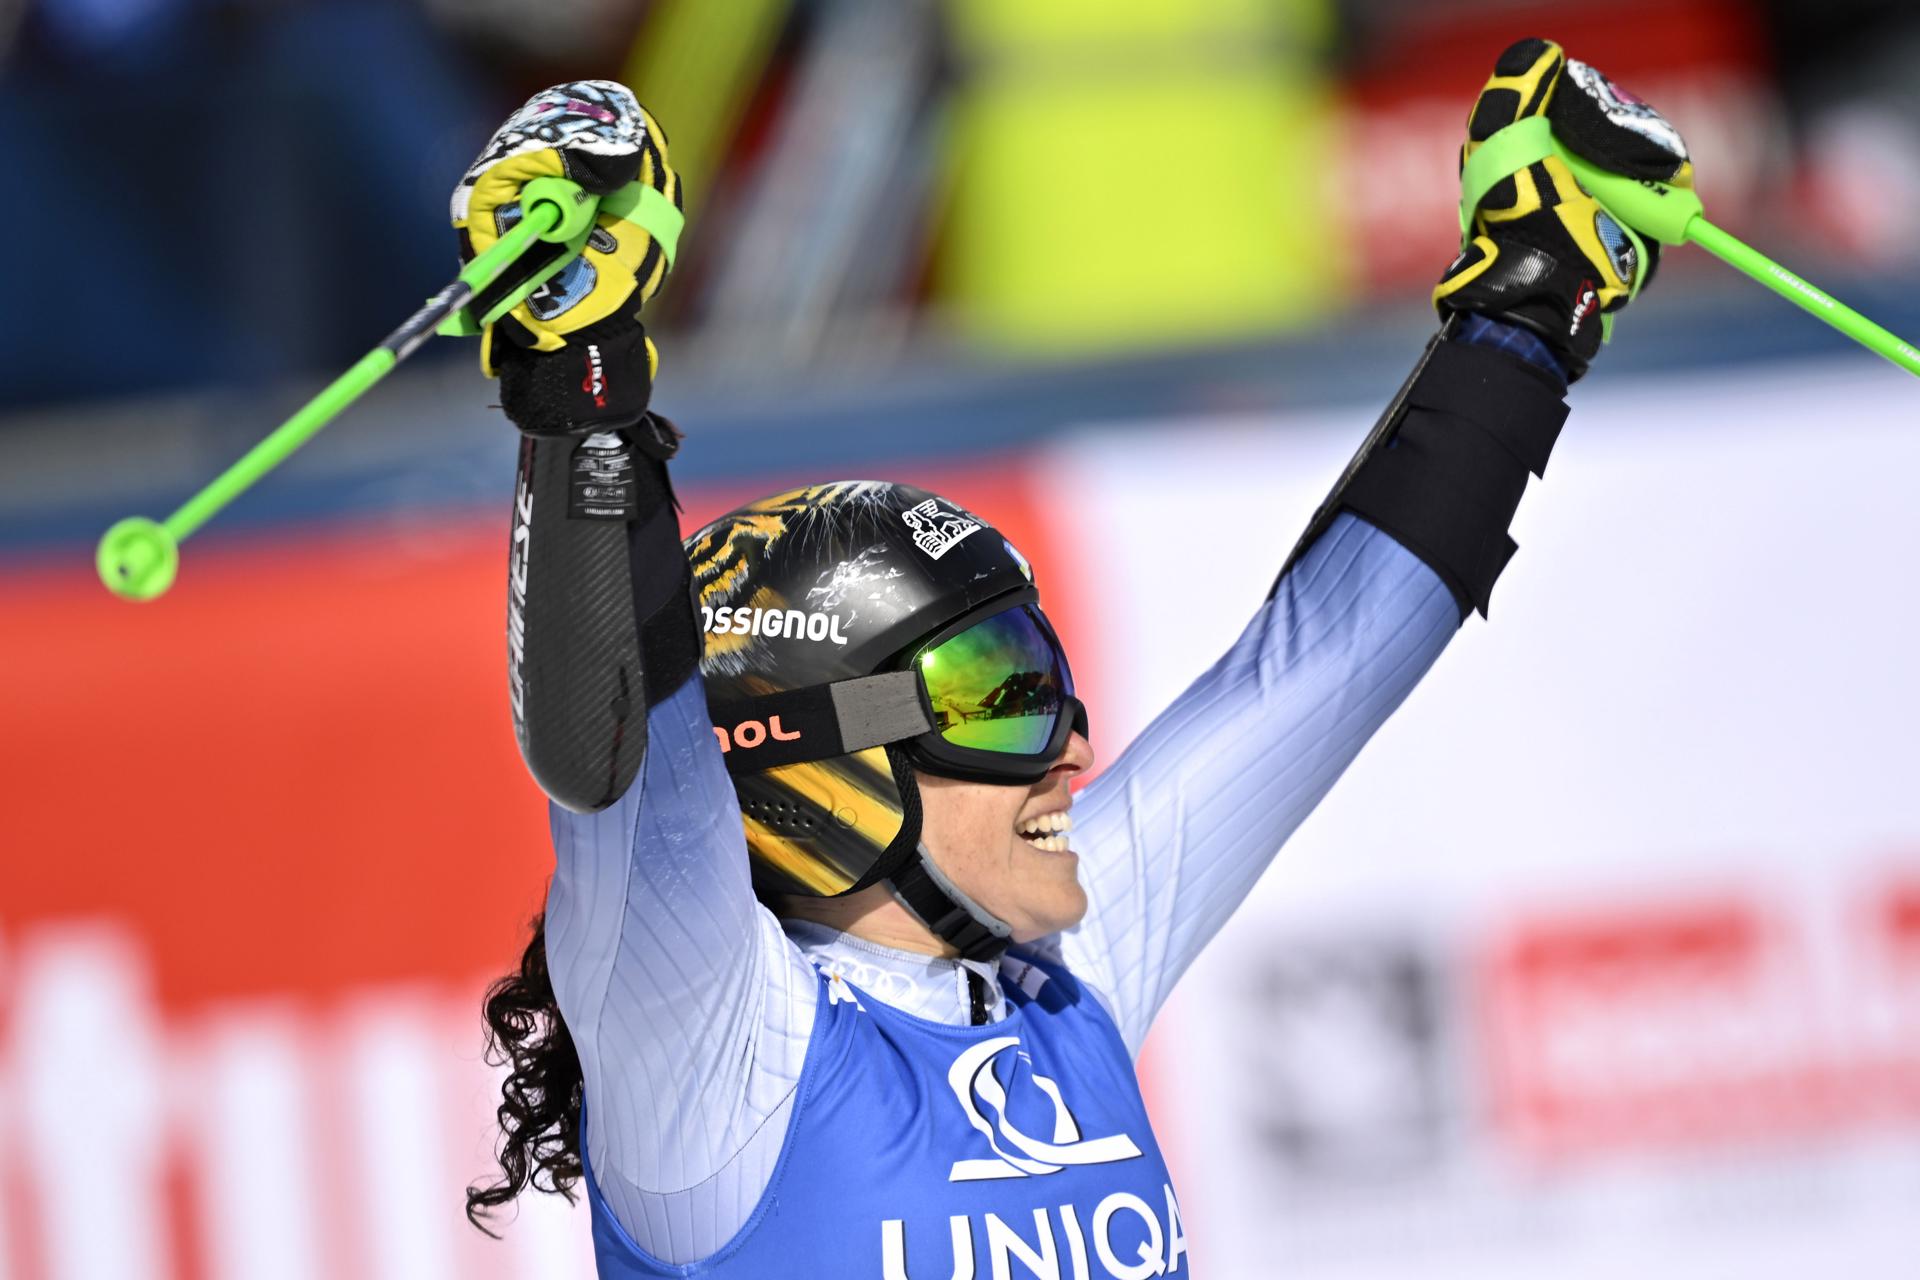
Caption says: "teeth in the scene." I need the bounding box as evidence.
[1016,812,1072,851]
[1017,812,1072,835]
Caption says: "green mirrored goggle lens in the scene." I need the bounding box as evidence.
[916,606,1069,756]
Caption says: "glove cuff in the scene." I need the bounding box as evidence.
[496,314,656,437]
[1435,238,1609,382]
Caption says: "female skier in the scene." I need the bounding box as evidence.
[458,42,1692,1278]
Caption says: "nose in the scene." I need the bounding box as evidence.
[1051,731,1095,777]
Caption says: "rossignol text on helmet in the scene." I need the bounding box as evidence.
[684,481,1087,957]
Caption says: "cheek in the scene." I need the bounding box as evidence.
[964,796,1024,861]
[917,782,1025,872]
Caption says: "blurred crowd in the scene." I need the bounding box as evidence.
[4,0,1920,410]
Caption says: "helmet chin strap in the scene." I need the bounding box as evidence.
[887,843,1014,962]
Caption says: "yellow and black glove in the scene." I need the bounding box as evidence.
[450,81,681,433]
[1435,39,1693,380]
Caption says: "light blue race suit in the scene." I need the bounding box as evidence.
[541,322,1566,1277]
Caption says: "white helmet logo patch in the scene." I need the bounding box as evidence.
[902,498,982,560]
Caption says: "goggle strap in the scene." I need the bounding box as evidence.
[709,671,932,776]
[832,670,936,751]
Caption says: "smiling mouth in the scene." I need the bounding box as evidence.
[1016,810,1072,853]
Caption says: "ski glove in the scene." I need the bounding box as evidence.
[1435,38,1693,380]
[451,81,681,381]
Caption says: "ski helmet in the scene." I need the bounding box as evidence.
[684,481,1086,958]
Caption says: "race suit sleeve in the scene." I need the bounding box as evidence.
[1053,319,1569,1054]
[510,430,820,1264]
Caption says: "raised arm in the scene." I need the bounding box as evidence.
[464,85,818,1262]
[1057,327,1563,1052]
[1055,40,1691,1051]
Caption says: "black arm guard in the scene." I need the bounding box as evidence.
[500,317,700,817]
[508,433,700,813]
[1278,324,1570,619]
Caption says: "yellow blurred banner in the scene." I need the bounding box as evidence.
[622,0,788,212]
[942,0,1346,352]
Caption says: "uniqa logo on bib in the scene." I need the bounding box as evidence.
[880,1036,1182,1279]
[946,1036,1141,1182]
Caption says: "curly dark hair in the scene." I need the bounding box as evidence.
[466,913,585,1234]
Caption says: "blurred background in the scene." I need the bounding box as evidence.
[3,0,1919,1276]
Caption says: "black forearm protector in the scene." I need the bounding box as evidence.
[1278,325,1570,619]
[501,329,700,813]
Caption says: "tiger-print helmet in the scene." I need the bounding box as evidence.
[684,481,1042,910]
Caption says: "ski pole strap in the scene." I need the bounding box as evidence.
[1458,116,1556,244]
[601,182,685,267]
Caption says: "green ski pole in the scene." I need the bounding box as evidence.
[1680,220,1920,375]
[96,175,602,601]
[1460,115,1920,378]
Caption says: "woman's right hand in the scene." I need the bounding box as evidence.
[451,81,679,361]
[452,80,682,433]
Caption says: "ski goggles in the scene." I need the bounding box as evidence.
[707,590,1086,786]
[898,596,1087,785]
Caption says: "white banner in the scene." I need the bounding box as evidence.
[1042,355,1920,1280]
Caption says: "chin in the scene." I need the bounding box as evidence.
[1008,874,1088,944]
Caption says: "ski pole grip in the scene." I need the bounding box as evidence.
[1549,146,1702,246]
[518,176,597,243]
[437,177,603,338]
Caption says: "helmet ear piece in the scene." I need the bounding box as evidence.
[737,746,907,899]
